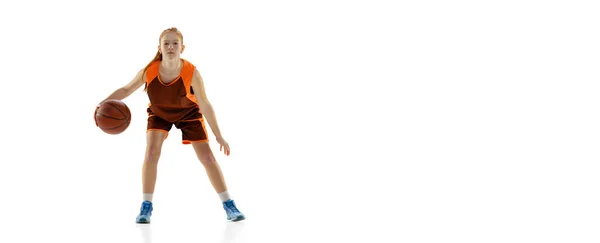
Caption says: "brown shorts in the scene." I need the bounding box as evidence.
[147,114,208,144]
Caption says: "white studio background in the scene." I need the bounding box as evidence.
[0,0,599,242]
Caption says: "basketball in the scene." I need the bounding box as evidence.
[95,99,131,135]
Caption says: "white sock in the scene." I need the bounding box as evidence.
[218,191,231,202]
[143,193,153,202]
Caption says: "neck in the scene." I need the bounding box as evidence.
[161,58,181,70]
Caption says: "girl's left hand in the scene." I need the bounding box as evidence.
[216,136,231,156]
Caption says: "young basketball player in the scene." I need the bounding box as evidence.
[96,27,245,223]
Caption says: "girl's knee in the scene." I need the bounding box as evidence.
[196,152,215,166]
[145,144,163,163]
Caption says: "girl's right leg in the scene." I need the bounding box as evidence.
[136,130,168,224]
[142,130,168,197]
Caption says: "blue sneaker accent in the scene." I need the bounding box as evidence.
[136,200,153,224]
[223,199,245,222]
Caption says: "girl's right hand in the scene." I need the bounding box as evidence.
[94,104,100,126]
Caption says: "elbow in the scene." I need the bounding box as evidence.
[198,101,212,113]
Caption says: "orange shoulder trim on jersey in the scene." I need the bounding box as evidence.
[145,61,161,84]
[181,59,196,85]
[181,59,198,104]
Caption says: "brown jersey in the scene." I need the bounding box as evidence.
[144,59,201,123]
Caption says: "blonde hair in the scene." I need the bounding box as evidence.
[143,27,184,91]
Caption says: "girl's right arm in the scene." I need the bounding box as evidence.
[95,69,146,126]
[100,68,146,103]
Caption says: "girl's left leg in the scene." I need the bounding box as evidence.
[191,141,227,194]
[191,141,245,221]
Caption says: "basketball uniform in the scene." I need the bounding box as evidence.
[144,59,208,144]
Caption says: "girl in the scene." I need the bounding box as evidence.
[96,27,245,223]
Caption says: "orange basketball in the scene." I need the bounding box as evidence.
[95,99,131,135]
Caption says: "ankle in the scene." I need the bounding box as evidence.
[218,191,231,202]
[143,193,153,202]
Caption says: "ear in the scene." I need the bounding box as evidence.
[181,44,186,53]
[157,45,161,54]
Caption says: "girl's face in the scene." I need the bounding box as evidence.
[159,32,184,60]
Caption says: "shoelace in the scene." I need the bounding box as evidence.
[225,201,240,213]
[141,204,151,215]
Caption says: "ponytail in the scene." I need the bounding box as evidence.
[143,50,163,91]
